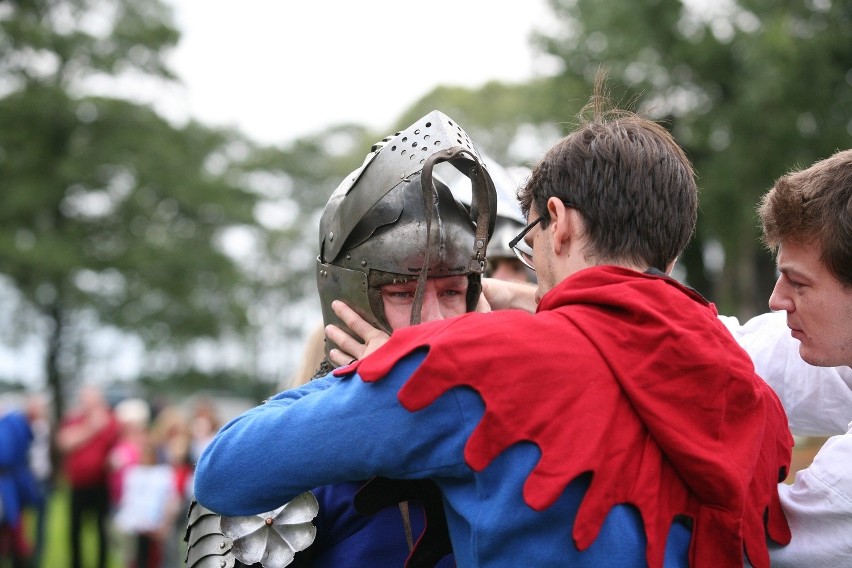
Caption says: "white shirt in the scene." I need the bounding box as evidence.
[722,310,852,566]
[720,311,852,436]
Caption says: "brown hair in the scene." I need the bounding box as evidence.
[518,77,697,271]
[758,149,852,286]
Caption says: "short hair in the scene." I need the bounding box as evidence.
[758,149,852,287]
[518,97,697,271]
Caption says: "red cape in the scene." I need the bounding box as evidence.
[341,266,792,568]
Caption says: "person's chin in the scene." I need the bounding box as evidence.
[798,343,831,368]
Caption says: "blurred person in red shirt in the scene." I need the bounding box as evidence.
[57,384,119,568]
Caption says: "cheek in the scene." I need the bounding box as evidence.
[440,296,468,317]
[382,302,411,330]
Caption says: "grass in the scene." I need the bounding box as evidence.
[24,484,122,568]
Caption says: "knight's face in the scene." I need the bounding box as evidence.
[381,275,469,330]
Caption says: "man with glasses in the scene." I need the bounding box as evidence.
[195,95,792,568]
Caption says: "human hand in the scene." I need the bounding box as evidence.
[325,300,390,367]
[481,277,538,313]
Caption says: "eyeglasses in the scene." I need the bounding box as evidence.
[508,217,543,271]
[508,201,577,271]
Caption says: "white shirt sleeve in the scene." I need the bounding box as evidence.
[719,311,852,436]
[769,424,852,566]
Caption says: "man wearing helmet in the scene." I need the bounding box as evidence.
[186,111,495,568]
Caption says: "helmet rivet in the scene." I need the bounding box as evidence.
[361,260,367,267]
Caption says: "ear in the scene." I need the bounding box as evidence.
[546,198,579,256]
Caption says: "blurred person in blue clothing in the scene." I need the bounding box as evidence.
[0,404,42,568]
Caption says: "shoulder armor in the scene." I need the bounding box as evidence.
[185,493,319,568]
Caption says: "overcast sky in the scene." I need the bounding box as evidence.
[161,0,557,145]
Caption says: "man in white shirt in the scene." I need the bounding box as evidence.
[749,148,852,566]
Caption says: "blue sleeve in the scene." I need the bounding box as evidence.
[194,350,473,516]
[0,412,31,466]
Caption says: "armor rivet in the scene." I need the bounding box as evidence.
[265,517,274,526]
[345,254,351,260]
[329,232,334,241]
[361,260,367,266]
[220,561,226,568]
[219,541,226,549]
[476,239,484,248]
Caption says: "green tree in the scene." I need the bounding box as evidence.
[530,0,852,316]
[0,0,277,421]
[405,0,850,317]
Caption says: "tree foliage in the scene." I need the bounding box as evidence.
[0,0,290,419]
[1,0,848,412]
[407,0,850,316]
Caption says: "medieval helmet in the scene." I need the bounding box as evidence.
[316,111,497,352]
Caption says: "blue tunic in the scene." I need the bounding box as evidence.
[196,358,690,567]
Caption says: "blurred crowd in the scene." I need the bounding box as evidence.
[0,386,222,568]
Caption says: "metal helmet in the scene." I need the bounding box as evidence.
[317,110,497,353]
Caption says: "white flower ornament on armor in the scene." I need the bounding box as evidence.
[219,492,319,568]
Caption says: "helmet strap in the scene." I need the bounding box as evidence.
[412,148,496,325]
